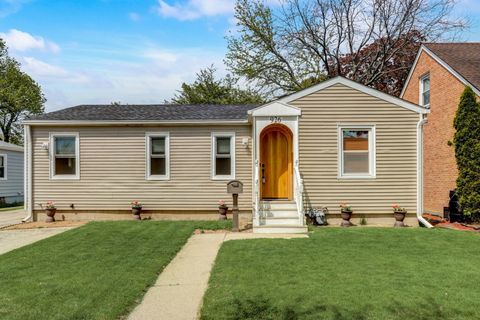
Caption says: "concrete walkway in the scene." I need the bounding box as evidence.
[0,227,72,255]
[0,209,26,228]
[128,232,307,320]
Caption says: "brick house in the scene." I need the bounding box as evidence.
[401,43,480,215]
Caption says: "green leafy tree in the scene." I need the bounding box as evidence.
[453,87,480,220]
[0,39,45,144]
[170,66,265,104]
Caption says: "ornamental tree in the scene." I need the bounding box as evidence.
[453,87,480,220]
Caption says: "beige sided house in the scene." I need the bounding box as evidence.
[23,77,429,232]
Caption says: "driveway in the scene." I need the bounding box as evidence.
[0,227,72,255]
[0,208,26,228]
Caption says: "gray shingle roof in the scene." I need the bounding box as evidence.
[29,104,259,122]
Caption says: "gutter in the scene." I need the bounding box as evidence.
[22,125,33,222]
[22,119,250,126]
[416,114,433,228]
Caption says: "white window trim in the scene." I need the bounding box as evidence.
[211,132,235,180]
[419,73,430,108]
[0,153,7,180]
[49,132,80,180]
[337,125,376,179]
[146,132,170,181]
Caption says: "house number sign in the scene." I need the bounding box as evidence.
[270,116,282,123]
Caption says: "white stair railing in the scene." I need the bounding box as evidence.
[294,160,304,225]
[254,159,260,226]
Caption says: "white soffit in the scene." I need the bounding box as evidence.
[248,101,301,117]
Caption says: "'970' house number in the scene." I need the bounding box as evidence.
[270,116,282,123]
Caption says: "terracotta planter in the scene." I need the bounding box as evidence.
[45,209,56,223]
[132,208,142,220]
[218,206,228,220]
[341,210,353,227]
[394,211,407,227]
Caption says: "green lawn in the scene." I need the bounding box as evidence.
[0,220,230,320]
[0,205,23,212]
[201,228,480,320]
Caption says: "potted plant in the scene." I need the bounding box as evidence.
[45,201,56,223]
[131,201,142,220]
[340,203,353,227]
[392,204,407,227]
[218,200,228,220]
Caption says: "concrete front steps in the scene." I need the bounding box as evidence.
[254,200,308,234]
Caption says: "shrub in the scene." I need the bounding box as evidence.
[453,87,480,220]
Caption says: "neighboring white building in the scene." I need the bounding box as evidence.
[0,141,24,205]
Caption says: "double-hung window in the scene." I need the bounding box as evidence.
[50,133,79,179]
[212,132,235,180]
[146,133,169,180]
[420,74,430,107]
[338,126,375,178]
[0,154,6,180]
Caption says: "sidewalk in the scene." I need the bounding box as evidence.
[128,232,307,320]
[0,208,25,228]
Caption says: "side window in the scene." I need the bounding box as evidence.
[420,75,430,107]
[0,155,6,180]
[339,126,375,178]
[212,133,235,180]
[146,133,170,180]
[50,133,79,179]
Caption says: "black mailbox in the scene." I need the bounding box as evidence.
[227,180,243,194]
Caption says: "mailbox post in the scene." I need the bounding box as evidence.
[227,180,243,232]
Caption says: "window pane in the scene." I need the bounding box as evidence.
[423,77,430,92]
[151,157,166,175]
[151,137,165,155]
[216,157,231,176]
[423,90,430,105]
[0,167,3,178]
[343,130,368,151]
[216,137,231,155]
[0,156,3,167]
[55,158,76,175]
[344,152,369,174]
[55,137,76,155]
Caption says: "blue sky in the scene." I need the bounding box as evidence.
[0,0,479,112]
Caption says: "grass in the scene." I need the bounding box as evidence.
[0,205,23,212]
[0,220,230,320]
[201,228,480,320]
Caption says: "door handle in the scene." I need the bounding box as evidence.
[261,163,266,184]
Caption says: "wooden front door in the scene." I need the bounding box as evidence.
[260,124,293,200]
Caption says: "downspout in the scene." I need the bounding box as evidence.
[416,114,433,228]
[22,124,33,222]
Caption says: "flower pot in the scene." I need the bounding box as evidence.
[45,209,56,223]
[340,210,353,227]
[394,211,407,227]
[132,208,142,220]
[218,206,228,220]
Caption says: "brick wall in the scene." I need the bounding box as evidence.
[403,51,466,214]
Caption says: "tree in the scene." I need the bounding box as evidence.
[453,87,480,221]
[0,39,45,144]
[170,66,265,104]
[227,0,467,97]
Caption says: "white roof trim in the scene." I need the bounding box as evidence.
[0,141,23,152]
[248,101,301,117]
[278,76,428,114]
[400,45,480,98]
[22,119,250,126]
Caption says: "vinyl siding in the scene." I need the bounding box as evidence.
[0,149,24,201]
[291,83,419,215]
[31,126,252,212]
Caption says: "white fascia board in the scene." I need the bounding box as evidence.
[248,101,301,117]
[278,76,428,114]
[22,119,250,126]
[401,45,480,98]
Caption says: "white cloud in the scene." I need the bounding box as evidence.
[20,57,89,83]
[0,0,31,17]
[0,29,60,53]
[156,0,235,20]
[128,12,140,21]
